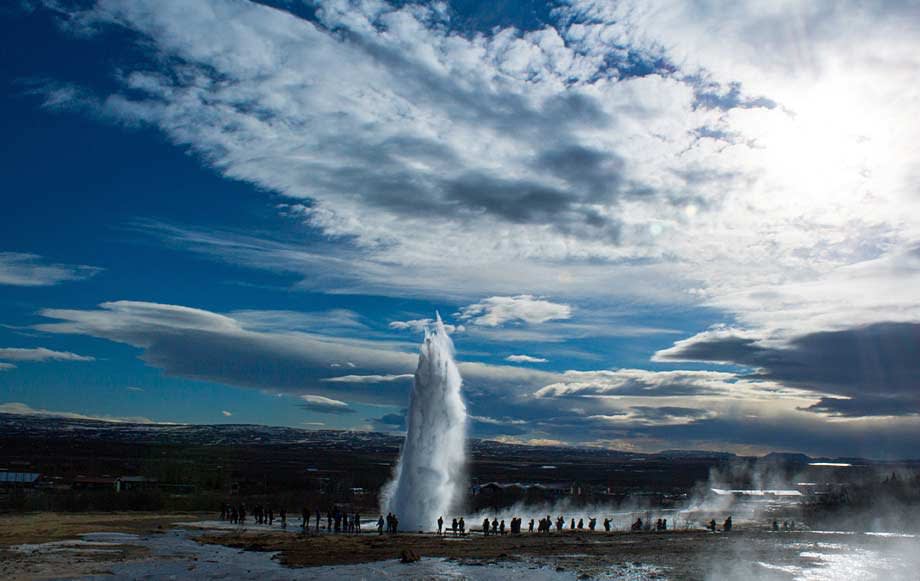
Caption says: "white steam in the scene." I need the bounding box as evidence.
[382,313,467,530]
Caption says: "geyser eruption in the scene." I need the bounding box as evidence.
[382,313,466,530]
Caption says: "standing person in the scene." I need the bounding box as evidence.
[556,516,563,532]
[723,516,732,532]
[327,510,333,532]
[355,512,361,533]
[377,515,385,534]
[491,518,498,535]
[268,508,274,526]
[482,517,491,536]
[570,518,575,530]
[392,514,399,534]
[604,518,611,532]
[315,509,321,532]
[499,520,505,535]
[529,519,535,533]
[577,518,584,530]
[280,508,287,528]
[459,517,465,536]
[451,517,458,536]
[589,517,596,531]
[438,516,444,535]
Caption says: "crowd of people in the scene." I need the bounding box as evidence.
[220,504,737,536]
[706,516,733,532]
[220,503,364,533]
[379,512,399,534]
[436,515,466,535]
[220,503,287,527]
[470,514,687,535]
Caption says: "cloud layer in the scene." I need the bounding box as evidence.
[0,347,95,362]
[0,252,101,287]
[11,0,920,456]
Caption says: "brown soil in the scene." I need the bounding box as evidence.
[0,512,210,581]
[0,511,209,546]
[195,528,806,578]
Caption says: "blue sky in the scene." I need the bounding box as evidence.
[2,0,920,458]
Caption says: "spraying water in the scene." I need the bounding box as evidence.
[382,313,467,530]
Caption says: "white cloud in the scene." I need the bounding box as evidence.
[471,415,528,426]
[389,318,464,334]
[458,295,572,327]
[534,368,814,402]
[0,401,166,424]
[488,435,568,447]
[0,252,101,287]
[0,347,95,362]
[505,354,548,363]
[0,363,15,371]
[298,394,354,415]
[231,308,366,334]
[19,0,920,456]
[221,410,232,417]
[29,0,920,331]
[323,374,413,383]
[36,300,563,405]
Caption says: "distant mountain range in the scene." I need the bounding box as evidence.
[0,412,900,465]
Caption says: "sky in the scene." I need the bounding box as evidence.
[1,0,919,458]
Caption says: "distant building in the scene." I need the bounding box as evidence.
[72,476,119,491]
[0,471,42,488]
[116,476,158,492]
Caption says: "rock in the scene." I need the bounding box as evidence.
[400,548,421,563]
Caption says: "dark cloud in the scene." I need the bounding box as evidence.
[631,414,920,460]
[536,145,626,201]
[36,301,559,410]
[657,322,920,416]
[691,80,777,111]
[803,396,920,418]
[36,301,418,405]
[628,406,714,422]
[369,412,405,432]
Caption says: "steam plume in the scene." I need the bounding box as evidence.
[382,313,467,530]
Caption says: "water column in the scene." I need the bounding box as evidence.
[382,314,467,531]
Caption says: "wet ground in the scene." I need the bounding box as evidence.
[1,515,917,579]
